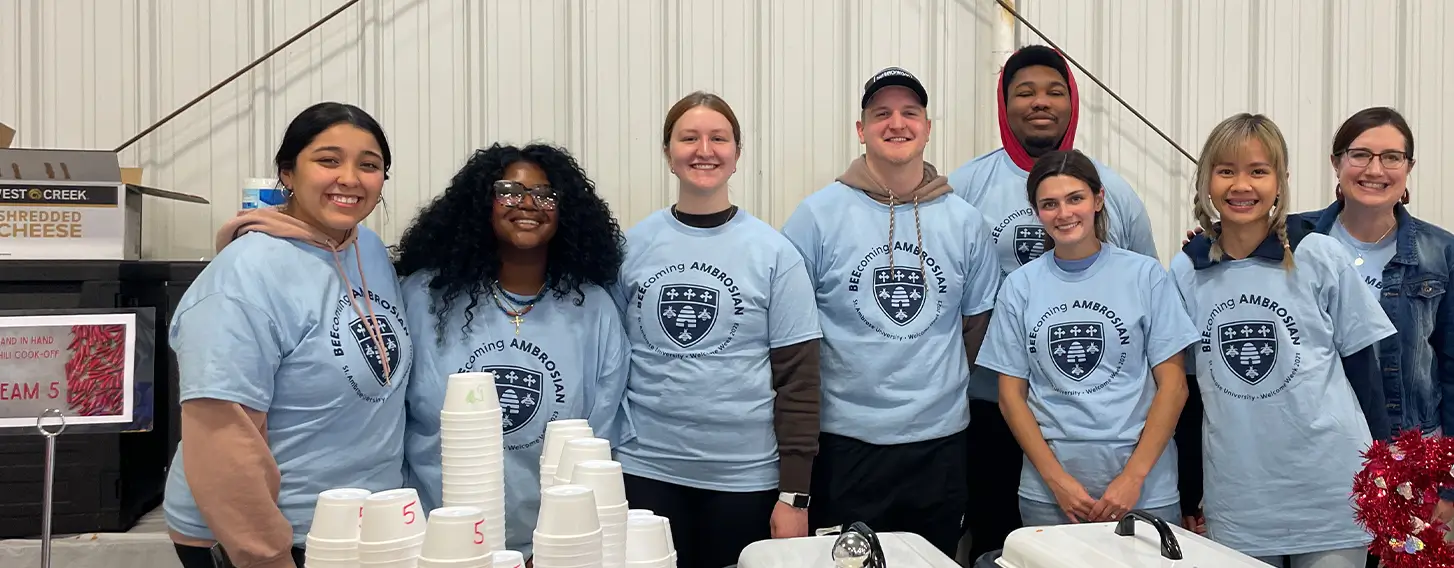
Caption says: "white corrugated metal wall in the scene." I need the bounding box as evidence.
[2,0,1449,262]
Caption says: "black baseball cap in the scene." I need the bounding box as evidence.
[861,67,929,109]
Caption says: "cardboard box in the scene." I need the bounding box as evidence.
[0,141,209,260]
[0,123,14,149]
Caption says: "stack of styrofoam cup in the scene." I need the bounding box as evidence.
[493,550,526,568]
[626,510,654,519]
[303,488,373,567]
[439,372,507,550]
[622,515,676,568]
[570,461,629,568]
[551,438,613,486]
[532,485,604,568]
[416,506,493,568]
[357,488,428,566]
[540,420,594,489]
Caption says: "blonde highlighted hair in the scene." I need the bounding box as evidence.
[1193,113,1295,270]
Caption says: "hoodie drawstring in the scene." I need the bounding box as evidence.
[328,242,393,384]
[885,194,927,278]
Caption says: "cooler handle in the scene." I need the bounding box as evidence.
[1114,509,1184,560]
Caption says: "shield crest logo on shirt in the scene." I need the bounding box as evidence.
[349,315,401,388]
[1048,321,1104,381]
[874,266,925,325]
[1013,224,1048,265]
[659,284,719,349]
[1216,320,1278,385]
[485,365,543,435]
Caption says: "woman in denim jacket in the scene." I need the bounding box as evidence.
[1288,107,1452,438]
[1291,108,1454,522]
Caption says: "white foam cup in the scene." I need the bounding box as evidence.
[441,408,504,421]
[627,509,654,518]
[624,516,672,562]
[569,460,627,507]
[308,487,372,540]
[536,485,602,536]
[417,557,496,568]
[540,427,595,466]
[443,372,500,411]
[545,419,590,432]
[552,438,612,485]
[420,506,491,561]
[360,488,427,543]
[493,550,525,568]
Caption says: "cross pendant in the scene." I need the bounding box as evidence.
[511,315,524,334]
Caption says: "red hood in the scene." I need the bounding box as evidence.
[997,49,1081,172]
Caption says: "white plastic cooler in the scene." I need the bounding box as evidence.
[997,513,1267,567]
[736,532,959,568]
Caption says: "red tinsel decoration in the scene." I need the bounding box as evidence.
[1352,429,1454,568]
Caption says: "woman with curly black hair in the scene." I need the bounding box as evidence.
[396,142,633,559]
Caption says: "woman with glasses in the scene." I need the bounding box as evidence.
[1290,108,1454,560]
[396,143,633,560]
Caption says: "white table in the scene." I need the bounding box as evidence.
[0,507,183,568]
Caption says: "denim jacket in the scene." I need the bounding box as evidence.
[1290,202,1454,438]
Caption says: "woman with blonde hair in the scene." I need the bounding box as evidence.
[1170,113,1394,567]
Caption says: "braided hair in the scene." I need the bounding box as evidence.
[1192,113,1295,270]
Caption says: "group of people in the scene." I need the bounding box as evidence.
[156,43,1453,568]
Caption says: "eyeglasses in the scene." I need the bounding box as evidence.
[493,180,558,211]
[1339,148,1412,170]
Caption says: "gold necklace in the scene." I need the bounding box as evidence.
[1343,217,1396,266]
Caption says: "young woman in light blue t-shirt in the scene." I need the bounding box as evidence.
[612,92,823,568]
[395,143,633,559]
[978,150,1196,529]
[164,103,412,568]
[1172,114,1395,567]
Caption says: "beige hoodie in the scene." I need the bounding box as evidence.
[172,207,391,568]
[836,156,993,365]
[835,155,951,279]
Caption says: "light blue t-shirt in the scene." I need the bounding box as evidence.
[1329,220,1398,295]
[1169,232,1397,557]
[946,149,1159,402]
[611,209,822,492]
[978,244,1198,509]
[401,275,631,559]
[781,184,1001,445]
[164,228,414,546]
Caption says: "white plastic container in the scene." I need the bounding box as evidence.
[737,532,958,568]
[242,177,284,210]
[997,513,1267,567]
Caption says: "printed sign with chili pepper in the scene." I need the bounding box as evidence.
[0,313,136,429]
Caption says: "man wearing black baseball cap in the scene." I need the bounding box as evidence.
[944,45,1160,562]
[782,66,1001,557]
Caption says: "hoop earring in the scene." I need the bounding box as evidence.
[282,187,295,199]
[1401,188,1410,204]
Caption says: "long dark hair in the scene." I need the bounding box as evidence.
[394,143,625,337]
[1025,149,1108,248]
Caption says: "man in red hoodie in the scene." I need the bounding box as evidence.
[946,45,1159,562]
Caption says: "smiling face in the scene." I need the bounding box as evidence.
[279,123,386,242]
[857,87,931,166]
[1005,65,1071,155]
[666,106,739,192]
[1035,174,1104,250]
[491,161,559,252]
[1209,138,1280,227]
[1335,124,1411,210]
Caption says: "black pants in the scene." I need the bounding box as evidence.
[964,400,1024,561]
[622,474,777,568]
[808,430,968,557]
[174,543,306,568]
